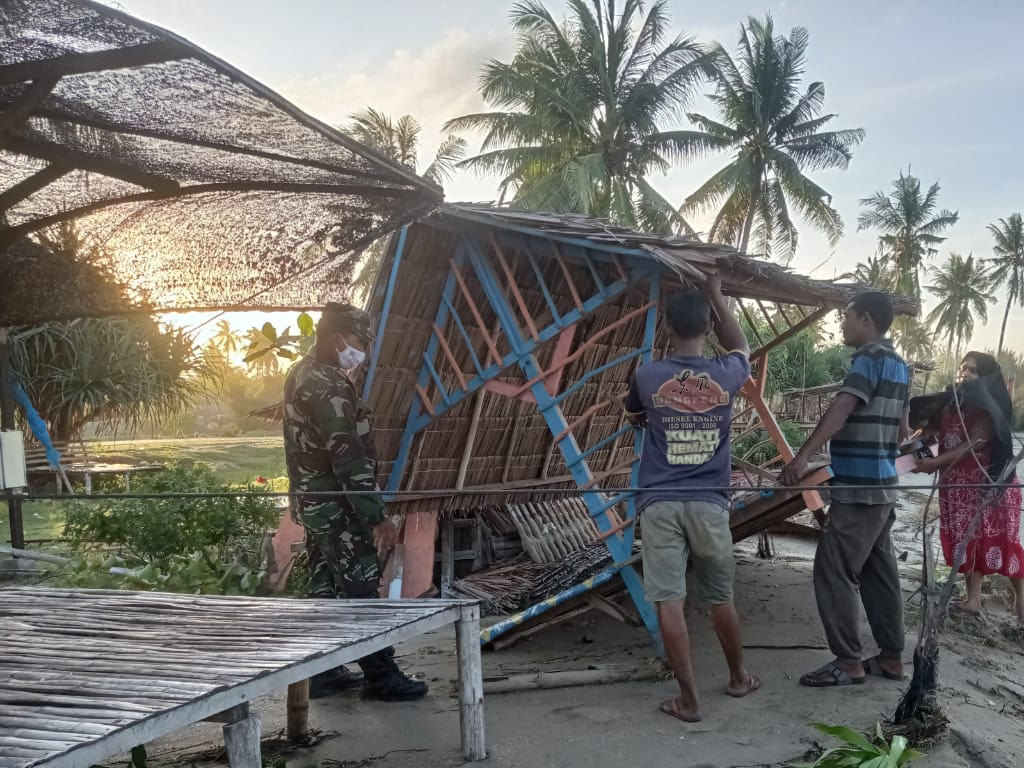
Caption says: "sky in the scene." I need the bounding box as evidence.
[111,0,1024,353]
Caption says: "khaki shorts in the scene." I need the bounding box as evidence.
[641,500,735,604]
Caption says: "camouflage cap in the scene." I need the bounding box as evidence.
[317,302,376,344]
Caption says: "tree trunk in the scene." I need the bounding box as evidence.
[998,295,1012,360]
[738,195,758,255]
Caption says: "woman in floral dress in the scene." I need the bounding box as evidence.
[913,352,1024,622]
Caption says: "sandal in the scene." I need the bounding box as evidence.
[799,662,865,688]
[726,674,762,698]
[863,656,906,681]
[659,697,703,723]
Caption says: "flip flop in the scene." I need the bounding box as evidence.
[863,656,906,681]
[659,698,703,723]
[726,674,762,698]
[799,662,865,688]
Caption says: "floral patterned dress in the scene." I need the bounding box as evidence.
[938,405,1024,577]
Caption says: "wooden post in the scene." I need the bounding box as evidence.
[456,603,486,761]
[222,704,261,768]
[0,328,25,550]
[440,518,454,598]
[286,680,309,743]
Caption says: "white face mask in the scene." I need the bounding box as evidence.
[337,345,366,370]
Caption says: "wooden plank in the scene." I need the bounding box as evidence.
[456,605,486,761]
[0,590,472,768]
[0,41,189,86]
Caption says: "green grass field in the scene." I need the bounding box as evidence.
[3,436,287,545]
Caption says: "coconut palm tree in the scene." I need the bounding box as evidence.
[343,108,467,300]
[211,319,241,358]
[987,213,1024,358]
[346,108,467,187]
[445,0,716,233]
[844,253,893,291]
[926,253,995,364]
[894,318,935,363]
[679,15,864,260]
[858,170,959,299]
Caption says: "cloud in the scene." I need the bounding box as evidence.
[272,27,507,154]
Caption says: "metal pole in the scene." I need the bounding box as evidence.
[0,328,26,549]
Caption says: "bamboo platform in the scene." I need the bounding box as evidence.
[0,588,485,767]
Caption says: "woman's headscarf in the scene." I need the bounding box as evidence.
[909,352,1015,480]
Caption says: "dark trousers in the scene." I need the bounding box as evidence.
[814,501,905,663]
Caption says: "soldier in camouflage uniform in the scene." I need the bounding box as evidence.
[283,302,427,701]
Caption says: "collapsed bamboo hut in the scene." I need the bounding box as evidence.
[351,203,918,641]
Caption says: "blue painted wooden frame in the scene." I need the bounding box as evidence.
[377,226,665,645]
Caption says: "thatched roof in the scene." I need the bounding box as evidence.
[0,0,442,325]
[430,205,920,314]
[358,204,918,517]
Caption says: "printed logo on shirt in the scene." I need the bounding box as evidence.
[651,370,729,413]
[665,427,719,465]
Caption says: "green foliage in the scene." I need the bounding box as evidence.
[58,462,278,595]
[63,462,279,562]
[9,223,219,443]
[987,213,1024,357]
[733,420,806,465]
[446,0,713,233]
[739,314,850,395]
[61,549,267,596]
[926,253,995,362]
[791,722,923,767]
[682,15,864,259]
[244,312,316,369]
[858,170,959,299]
[9,318,218,443]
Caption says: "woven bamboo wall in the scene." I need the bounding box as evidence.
[363,205,919,518]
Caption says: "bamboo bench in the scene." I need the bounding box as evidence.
[0,588,486,767]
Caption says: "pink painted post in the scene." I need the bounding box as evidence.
[397,511,439,598]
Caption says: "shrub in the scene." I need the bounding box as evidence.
[60,462,281,595]
[732,420,807,467]
[64,462,278,561]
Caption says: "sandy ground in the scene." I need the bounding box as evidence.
[132,491,1024,768]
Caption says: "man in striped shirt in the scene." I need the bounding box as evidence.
[780,291,910,687]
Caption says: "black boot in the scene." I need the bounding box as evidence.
[308,665,363,699]
[358,650,428,702]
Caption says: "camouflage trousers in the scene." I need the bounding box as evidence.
[300,500,381,600]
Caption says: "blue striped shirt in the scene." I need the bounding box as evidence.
[830,339,910,505]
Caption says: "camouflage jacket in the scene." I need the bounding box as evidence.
[282,354,386,527]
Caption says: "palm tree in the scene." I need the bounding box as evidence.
[987,213,1024,358]
[894,318,935,363]
[858,170,959,299]
[679,15,864,260]
[243,328,281,377]
[844,253,893,291]
[346,108,467,187]
[211,319,241,358]
[926,253,994,364]
[445,0,716,233]
[343,108,467,300]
